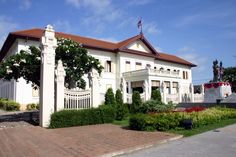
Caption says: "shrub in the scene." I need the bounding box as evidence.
[139,100,174,113]
[26,103,39,110]
[50,105,116,128]
[115,89,128,120]
[151,89,161,102]
[131,91,142,113]
[105,88,116,106]
[99,105,116,123]
[0,98,20,111]
[129,107,236,131]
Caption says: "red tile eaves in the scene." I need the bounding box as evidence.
[0,28,196,67]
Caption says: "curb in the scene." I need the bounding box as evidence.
[101,135,183,157]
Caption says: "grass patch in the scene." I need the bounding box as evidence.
[112,117,129,127]
[168,118,236,137]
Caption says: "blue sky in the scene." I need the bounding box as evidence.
[0,0,236,84]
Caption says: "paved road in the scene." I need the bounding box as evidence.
[119,124,236,157]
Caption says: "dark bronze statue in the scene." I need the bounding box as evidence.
[213,60,218,82]
[212,60,224,82]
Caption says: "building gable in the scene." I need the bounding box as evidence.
[126,40,151,53]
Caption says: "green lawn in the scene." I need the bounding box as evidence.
[113,116,236,137]
[168,118,236,137]
[112,117,129,127]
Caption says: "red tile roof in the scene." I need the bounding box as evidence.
[0,28,196,67]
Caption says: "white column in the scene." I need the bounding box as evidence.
[178,82,182,103]
[148,79,152,100]
[143,79,149,101]
[39,25,57,127]
[121,78,127,103]
[201,84,205,94]
[88,68,100,108]
[161,82,167,104]
[55,60,66,111]
[190,83,194,102]
[128,82,132,94]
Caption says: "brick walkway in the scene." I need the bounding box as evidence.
[0,123,181,157]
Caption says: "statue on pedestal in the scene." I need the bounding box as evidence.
[213,60,219,82]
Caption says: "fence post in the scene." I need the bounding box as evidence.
[88,68,100,108]
[55,60,66,111]
[39,25,57,127]
[161,82,167,104]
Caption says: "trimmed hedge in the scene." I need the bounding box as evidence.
[49,105,116,128]
[129,107,236,131]
[0,98,20,111]
[26,103,39,110]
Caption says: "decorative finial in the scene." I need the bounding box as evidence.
[137,17,143,34]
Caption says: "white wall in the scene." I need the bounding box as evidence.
[0,37,194,106]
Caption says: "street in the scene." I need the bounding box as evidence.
[119,124,236,157]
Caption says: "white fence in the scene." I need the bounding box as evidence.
[64,89,91,109]
[166,94,179,103]
[194,93,204,102]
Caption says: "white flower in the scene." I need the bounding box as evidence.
[6,69,12,74]
[36,57,41,60]
[79,43,83,47]
[21,59,26,63]
[91,61,94,63]
[6,66,9,69]
[13,63,20,67]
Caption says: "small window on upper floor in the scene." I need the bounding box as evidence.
[167,69,170,71]
[125,61,131,72]
[160,67,164,71]
[135,62,142,70]
[154,66,157,69]
[183,71,188,79]
[105,60,111,72]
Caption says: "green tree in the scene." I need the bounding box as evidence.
[0,38,103,89]
[151,89,162,102]
[105,88,116,106]
[115,89,128,120]
[131,91,142,113]
[115,89,123,105]
[223,66,236,92]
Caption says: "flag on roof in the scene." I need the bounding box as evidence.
[137,18,142,29]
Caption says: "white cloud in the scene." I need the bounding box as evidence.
[177,46,207,72]
[175,10,232,28]
[96,37,118,43]
[128,0,152,6]
[66,0,122,34]
[53,20,73,33]
[19,0,31,10]
[0,16,18,47]
[143,21,161,35]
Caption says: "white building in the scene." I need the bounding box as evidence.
[0,28,196,107]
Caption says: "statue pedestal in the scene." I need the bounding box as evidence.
[204,82,232,102]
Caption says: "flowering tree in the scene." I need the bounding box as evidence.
[0,38,103,89]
